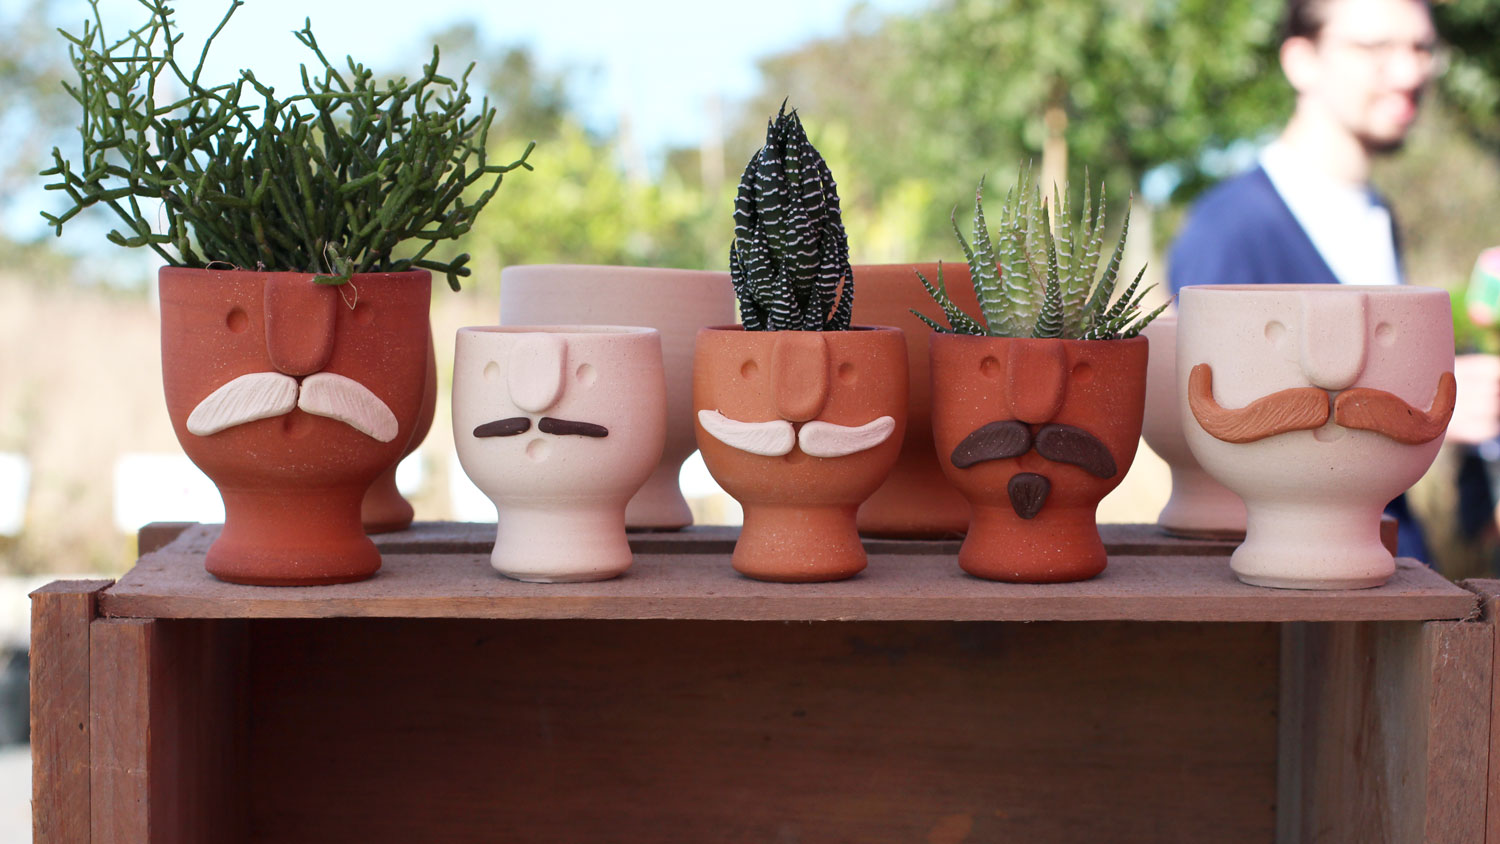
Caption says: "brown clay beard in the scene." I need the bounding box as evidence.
[1187,364,1456,445]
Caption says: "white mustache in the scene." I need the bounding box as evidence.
[187,372,399,443]
[698,410,895,458]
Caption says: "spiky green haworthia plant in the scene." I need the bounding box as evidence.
[914,169,1166,340]
[40,0,534,290]
[729,104,853,331]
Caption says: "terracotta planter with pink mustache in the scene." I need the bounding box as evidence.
[160,267,431,585]
[931,334,1148,583]
[1179,284,1454,589]
[850,263,976,538]
[694,326,907,582]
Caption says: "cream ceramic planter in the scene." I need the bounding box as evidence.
[453,326,667,582]
[1139,313,1246,539]
[499,265,734,529]
[1178,285,1454,589]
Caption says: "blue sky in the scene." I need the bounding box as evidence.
[74,0,930,153]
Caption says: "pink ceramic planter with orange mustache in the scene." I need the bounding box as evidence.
[931,334,1148,583]
[1178,284,1455,590]
[160,268,431,585]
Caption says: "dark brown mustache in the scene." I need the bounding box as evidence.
[950,421,1117,479]
[1189,364,1455,445]
[474,417,610,439]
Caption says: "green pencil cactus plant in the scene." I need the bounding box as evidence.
[729,103,853,331]
[915,168,1166,340]
[40,0,533,290]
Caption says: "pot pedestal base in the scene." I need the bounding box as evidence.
[208,489,380,586]
[362,466,415,534]
[959,506,1107,583]
[734,505,866,582]
[624,462,693,531]
[1229,506,1394,591]
[491,507,633,583]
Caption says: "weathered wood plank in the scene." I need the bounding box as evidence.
[1277,618,1491,843]
[30,580,111,844]
[90,619,151,844]
[101,547,1474,623]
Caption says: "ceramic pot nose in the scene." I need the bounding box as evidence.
[1006,339,1068,424]
[264,275,339,376]
[771,332,830,422]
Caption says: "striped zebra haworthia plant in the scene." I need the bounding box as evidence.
[729,104,853,331]
[915,169,1166,340]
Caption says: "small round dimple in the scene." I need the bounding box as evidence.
[351,303,374,326]
[576,363,597,386]
[283,412,312,439]
[741,360,759,379]
[483,361,501,381]
[526,438,549,462]
[980,356,1002,378]
[226,307,249,334]
[837,362,856,384]
[1375,322,1396,347]
[1265,321,1286,344]
[1072,362,1094,384]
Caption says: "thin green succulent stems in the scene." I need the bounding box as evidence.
[41,0,534,290]
[729,103,853,332]
[917,167,1164,341]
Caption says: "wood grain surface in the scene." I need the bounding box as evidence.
[100,525,1476,622]
[244,618,1278,844]
[30,580,111,844]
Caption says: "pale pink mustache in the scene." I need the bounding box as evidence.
[1189,364,1455,445]
[186,372,399,442]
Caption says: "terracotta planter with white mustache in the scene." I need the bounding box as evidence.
[160,268,431,585]
[498,265,735,530]
[1139,313,1247,539]
[1178,285,1454,589]
[693,326,907,582]
[850,263,976,538]
[453,325,666,582]
[931,334,1148,583]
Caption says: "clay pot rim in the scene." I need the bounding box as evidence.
[700,324,902,335]
[459,324,659,338]
[500,264,729,281]
[1181,284,1444,298]
[929,333,1148,347]
[159,266,431,283]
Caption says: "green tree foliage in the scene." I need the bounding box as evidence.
[1433,0,1500,151]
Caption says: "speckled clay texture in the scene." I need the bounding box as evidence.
[1178,284,1454,590]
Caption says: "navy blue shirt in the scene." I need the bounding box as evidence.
[1167,164,1426,560]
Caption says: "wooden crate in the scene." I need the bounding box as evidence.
[31,523,1497,843]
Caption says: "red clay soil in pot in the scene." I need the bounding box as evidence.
[930,334,1147,582]
[851,263,977,538]
[694,326,907,582]
[160,268,431,585]
[362,325,438,533]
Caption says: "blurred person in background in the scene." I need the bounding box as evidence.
[1167,0,1500,563]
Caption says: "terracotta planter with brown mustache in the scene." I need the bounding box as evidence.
[850,263,976,538]
[694,326,907,582]
[160,267,431,585]
[931,334,1148,582]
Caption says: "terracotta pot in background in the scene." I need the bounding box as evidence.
[160,268,431,585]
[1179,285,1454,589]
[453,325,666,582]
[931,334,1148,583]
[361,325,438,533]
[694,326,907,582]
[1138,313,1246,539]
[850,263,976,538]
[499,265,734,529]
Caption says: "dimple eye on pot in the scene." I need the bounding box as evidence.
[980,356,1001,378]
[1375,322,1396,347]
[1265,321,1286,344]
[576,363,597,386]
[226,307,249,333]
[741,359,759,379]
[1071,362,1093,383]
[837,362,856,383]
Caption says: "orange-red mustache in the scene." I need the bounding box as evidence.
[1188,364,1455,445]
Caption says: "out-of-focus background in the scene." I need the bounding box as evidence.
[1,0,1499,837]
